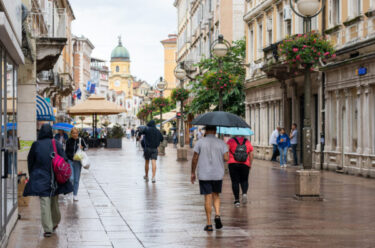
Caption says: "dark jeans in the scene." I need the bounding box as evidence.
[228,163,250,200]
[291,144,298,165]
[271,144,279,161]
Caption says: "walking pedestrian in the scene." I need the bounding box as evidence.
[197,128,203,140]
[173,131,178,148]
[189,131,194,148]
[131,128,135,141]
[23,124,73,237]
[54,130,68,148]
[191,125,229,232]
[65,128,87,201]
[290,123,298,165]
[227,135,254,207]
[277,128,290,168]
[126,128,131,139]
[270,127,280,162]
[139,120,163,183]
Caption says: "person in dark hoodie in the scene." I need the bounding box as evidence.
[139,120,163,183]
[23,124,73,238]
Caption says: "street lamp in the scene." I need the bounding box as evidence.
[155,77,168,132]
[174,62,187,149]
[211,34,231,111]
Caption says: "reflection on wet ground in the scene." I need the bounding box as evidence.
[7,139,375,247]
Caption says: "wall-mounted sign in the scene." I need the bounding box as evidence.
[356,67,367,76]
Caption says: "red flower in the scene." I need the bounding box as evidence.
[324,52,330,56]
[331,54,336,59]
[296,55,301,60]
[293,48,299,52]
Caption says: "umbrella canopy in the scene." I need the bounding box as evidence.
[67,95,126,115]
[53,123,74,132]
[191,111,250,128]
[2,123,17,131]
[189,127,197,131]
[217,127,254,136]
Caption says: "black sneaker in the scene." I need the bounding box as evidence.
[214,216,223,229]
[44,232,52,238]
[234,200,240,207]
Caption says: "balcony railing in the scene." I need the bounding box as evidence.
[28,8,67,38]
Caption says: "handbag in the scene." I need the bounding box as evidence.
[73,138,90,169]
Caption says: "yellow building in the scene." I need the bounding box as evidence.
[109,37,133,98]
[160,34,177,98]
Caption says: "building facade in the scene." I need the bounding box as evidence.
[175,0,245,64]
[73,35,94,101]
[244,0,375,177]
[160,34,177,98]
[90,57,109,97]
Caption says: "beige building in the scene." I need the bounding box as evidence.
[244,0,375,177]
[160,34,177,98]
[174,0,244,64]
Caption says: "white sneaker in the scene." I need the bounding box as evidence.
[242,194,248,204]
[152,178,156,183]
[73,196,78,201]
[284,164,287,168]
[144,176,149,182]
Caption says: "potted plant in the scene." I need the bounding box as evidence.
[107,124,125,148]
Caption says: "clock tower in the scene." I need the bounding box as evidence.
[109,36,133,98]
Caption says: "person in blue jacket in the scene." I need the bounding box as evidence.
[277,128,290,168]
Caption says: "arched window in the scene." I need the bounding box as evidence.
[116,66,119,72]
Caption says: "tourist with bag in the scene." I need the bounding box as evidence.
[23,124,73,238]
[227,135,254,207]
[66,127,87,201]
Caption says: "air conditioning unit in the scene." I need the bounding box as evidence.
[267,19,273,31]
[283,5,292,21]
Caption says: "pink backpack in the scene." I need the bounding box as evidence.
[51,139,72,184]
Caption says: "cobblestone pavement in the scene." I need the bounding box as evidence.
[7,139,375,248]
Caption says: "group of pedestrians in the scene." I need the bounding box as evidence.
[191,125,254,232]
[269,124,298,167]
[23,124,87,237]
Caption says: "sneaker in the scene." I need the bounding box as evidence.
[234,200,240,207]
[44,232,52,238]
[284,164,287,168]
[143,176,149,182]
[242,194,247,204]
[152,178,156,183]
[73,196,78,201]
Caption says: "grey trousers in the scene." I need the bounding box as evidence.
[40,196,61,233]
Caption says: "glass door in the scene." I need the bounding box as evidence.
[0,42,18,238]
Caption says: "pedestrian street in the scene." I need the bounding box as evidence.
[7,139,375,248]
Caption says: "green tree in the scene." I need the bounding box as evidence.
[189,38,246,116]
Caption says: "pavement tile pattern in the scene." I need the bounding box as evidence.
[7,139,375,248]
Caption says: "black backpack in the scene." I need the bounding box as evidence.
[232,137,248,162]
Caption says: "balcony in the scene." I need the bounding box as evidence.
[28,9,68,73]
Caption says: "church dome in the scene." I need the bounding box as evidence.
[111,36,130,61]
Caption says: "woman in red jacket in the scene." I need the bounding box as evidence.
[227,136,254,207]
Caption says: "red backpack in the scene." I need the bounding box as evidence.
[51,139,72,184]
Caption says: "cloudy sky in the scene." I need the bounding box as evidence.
[70,0,177,85]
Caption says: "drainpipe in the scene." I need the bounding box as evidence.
[320,3,327,170]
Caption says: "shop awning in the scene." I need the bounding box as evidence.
[37,95,55,121]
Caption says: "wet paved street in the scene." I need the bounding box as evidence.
[7,139,375,248]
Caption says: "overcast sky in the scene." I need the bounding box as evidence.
[70,0,176,85]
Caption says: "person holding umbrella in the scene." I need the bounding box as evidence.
[54,130,68,147]
[191,125,229,232]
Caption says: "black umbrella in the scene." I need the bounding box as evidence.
[191,111,250,128]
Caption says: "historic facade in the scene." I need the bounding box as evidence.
[160,34,177,98]
[244,0,375,177]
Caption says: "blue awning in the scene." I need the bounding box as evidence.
[37,95,55,121]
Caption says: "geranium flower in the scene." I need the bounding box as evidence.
[293,48,299,52]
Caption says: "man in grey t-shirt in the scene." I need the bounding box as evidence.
[191,125,229,232]
[290,123,298,165]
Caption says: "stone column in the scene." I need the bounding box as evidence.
[281,81,287,128]
[344,89,351,153]
[260,102,267,146]
[324,92,331,151]
[245,103,250,125]
[18,45,37,174]
[291,82,297,123]
[356,87,363,154]
[335,90,341,152]
[363,86,371,155]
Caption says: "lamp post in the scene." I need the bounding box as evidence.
[289,0,325,199]
[211,34,230,111]
[155,76,168,132]
[146,87,155,121]
[290,0,325,170]
[174,62,187,149]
